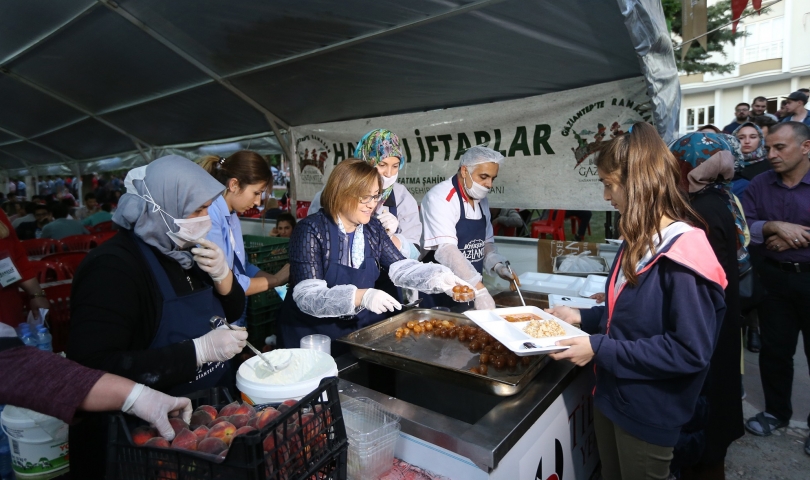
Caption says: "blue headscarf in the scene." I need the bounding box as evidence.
[353,129,404,204]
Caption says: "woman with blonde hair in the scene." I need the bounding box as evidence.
[546,123,727,479]
[280,158,467,356]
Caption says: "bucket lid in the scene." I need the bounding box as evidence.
[2,405,63,431]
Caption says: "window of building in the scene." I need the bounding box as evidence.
[685,105,715,132]
[743,17,784,64]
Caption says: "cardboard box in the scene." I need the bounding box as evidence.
[537,239,602,273]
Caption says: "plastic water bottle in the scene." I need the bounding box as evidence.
[0,406,12,480]
[36,325,52,352]
[18,325,37,348]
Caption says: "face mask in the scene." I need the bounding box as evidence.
[382,172,398,189]
[465,170,490,200]
[166,215,212,249]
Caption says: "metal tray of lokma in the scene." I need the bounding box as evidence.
[336,309,549,396]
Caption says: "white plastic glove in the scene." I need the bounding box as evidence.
[434,272,473,297]
[474,287,496,310]
[192,327,248,365]
[122,383,192,441]
[191,238,229,282]
[377,211,399,235]
[493,263,514,281]
[361,288,402,314]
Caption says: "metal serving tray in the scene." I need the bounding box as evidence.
[336,309,549,396]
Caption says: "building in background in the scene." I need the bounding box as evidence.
[679,0,810,134]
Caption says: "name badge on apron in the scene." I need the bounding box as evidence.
[0,257,23,288]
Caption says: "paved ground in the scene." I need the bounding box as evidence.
[724,333,809,479]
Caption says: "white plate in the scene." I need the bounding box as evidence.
[577,274,607,298]
[548,294,602,309]
[464,306,589,356]
[516,272,586,296]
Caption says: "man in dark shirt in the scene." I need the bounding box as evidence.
[779,91,810,126]
[722,102,751,134]
[741,122,810,456]
[15,203,51,240]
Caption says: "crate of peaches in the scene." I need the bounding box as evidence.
[106,377,348,480]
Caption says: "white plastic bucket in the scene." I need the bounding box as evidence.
[236,348,338,404]
[1,406,69,478]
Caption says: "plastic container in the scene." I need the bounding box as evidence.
[341,398,400,480]
[300,334,331,355]
[0,406,12,480]
[236,349,338,405]
[35,326,52,352]
[0,406,69,478]
[106,377,347,480]
[244,235,289,265]
[18,325,37,348]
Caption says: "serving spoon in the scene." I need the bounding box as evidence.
[209,316,291,378]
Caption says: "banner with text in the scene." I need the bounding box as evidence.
[290,77,651,210]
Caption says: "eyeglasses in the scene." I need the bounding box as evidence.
[358,194,382,204]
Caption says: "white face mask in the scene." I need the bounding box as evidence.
[382,173,398,189]
[166,215,212,248]
[465,170,490,200]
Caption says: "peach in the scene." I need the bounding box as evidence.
[170,428,197,451]
[195,405,217,419]
[207,417,230,428]
[254,407,281,429]
[131,426,158,446]
[143,436,170,449]
[233,426,256,439]
[218,401,240,417]
[206,421,236,446]
[169,418,189,437]
[192,426,209,440]
[190,410,214,430]
[232,403,255,417]
[197,437,227,455]
[262,432,276,453]
[228,414,249,429]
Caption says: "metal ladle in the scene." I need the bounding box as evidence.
[209,316,291,379]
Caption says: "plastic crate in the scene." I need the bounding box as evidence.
[347,425,400,480]
[106,377,348,480]
[247,316,278,348]
[249,288,283,311]
[244,236,289,265]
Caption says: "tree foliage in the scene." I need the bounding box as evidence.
[664,0,759,75]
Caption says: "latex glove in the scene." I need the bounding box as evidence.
[122,384,192,441]
[361,288,402,314]
[377,211,399,235]
[435,272,473,296]
[493,262,521,291]
[191,238,229,282]
[474,287,496,310]
[192,327,248,365]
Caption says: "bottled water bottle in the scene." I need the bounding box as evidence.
[36,325,52,352]
[18,325,37,348]
[0,406,12,480]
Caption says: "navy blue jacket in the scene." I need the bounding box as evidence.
[580,228,727,447]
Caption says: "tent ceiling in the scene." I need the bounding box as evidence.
[0,0,647,171]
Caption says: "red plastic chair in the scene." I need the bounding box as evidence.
[28,260,69,283]
[94,231,118,245]
[41,252,87,277]
[531,209,567,240]
[493,224,517,237]
[60,234,98,251]
[296,201,310,219]
[88,221,115,233]
[45,282,72,353]
[20,238,62,257]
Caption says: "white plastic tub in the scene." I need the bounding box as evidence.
[236,348,338,404]
[1,406,69,478]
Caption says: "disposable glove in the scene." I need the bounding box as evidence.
[493,262,521,291]
[361,288,402,314]
[474,287,496,310]
[434,272,473,297]
[377,211,399,235]
[193,327,248,365]
[191,239,229,282]
[122,384,192,441]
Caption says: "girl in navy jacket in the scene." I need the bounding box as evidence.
[548,123,727,480]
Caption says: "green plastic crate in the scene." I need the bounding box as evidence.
[254,258,288,275]
[243,235,289,265]
[248,287,283,310]
[247,316,277,348]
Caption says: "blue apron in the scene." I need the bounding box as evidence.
[232,251,249,327]
[133,233,231,396]
[279,219,389,357]
[374,189,401,302]
[420,175,487,310]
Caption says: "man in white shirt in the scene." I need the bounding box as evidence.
[420,146,518,310]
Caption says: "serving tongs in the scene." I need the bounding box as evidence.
[505,261,525,307]
[209,316,290,379]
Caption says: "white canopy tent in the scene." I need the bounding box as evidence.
[0,0,679,198]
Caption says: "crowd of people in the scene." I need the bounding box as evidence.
[0,103,808,479]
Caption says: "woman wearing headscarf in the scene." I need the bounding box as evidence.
[731,121,769,196]
[669,133,746,479]
[309,129,422,260]
[66,156,247,479]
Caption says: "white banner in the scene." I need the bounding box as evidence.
[290,77,651,210]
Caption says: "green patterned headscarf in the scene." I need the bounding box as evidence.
[353,129,404,204]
